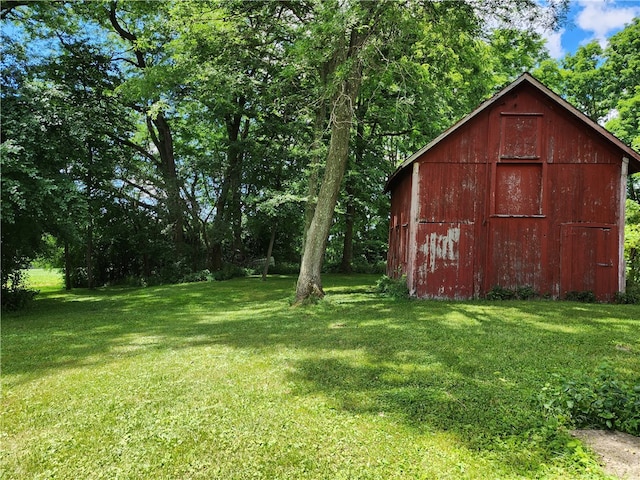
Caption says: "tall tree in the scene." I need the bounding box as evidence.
[295,0,566,303]
[106,0,186,255]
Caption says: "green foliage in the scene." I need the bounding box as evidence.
[486,285,539,300]
[625,199,640,287]
[614,286,640,304]
[561,41,608,121]
[180,269,213,283]
[1,270,38,311]
[209,263,249,282]
[375,275,409,299]
[1,0,578,301]
[564,290,597,303]
[540,364,640,436]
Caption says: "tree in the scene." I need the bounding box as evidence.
[603,18,640,151]
[561,41,608,121]
[105,0,187,255]
[294,0,567,303]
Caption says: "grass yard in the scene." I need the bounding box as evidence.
[2,270,639,479]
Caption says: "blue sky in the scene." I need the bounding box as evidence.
[541,0,640,58]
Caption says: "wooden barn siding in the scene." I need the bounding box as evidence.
[387,171,413,277]
[393,83,624,300]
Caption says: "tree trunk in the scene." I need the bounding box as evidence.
[64,241,71,290]
[339,100,366,274]
[108,4,185,257]
[262,227,276,281]
[86,221,93,289]
[294,21,370,303]
[149,114,185,254]
[301,104,327,257]
[295,79,361,302]
[209,105,246,270]
[339,187,355,274]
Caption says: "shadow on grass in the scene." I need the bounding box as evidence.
[3,275,639,465]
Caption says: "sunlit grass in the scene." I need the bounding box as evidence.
[24,268,64,292]
[2,274,638,479]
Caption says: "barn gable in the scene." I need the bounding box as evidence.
[386,73,640,301]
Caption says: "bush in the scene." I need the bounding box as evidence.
[376,275,409,299]
[564,290,596,303]
[269,262,300,275]
[540,363,640,436]
[210,263,248,281]
[180,269,212,283]
[1,271,38,311]
[615,283,640,304]
[486,285,539,300]
[1,286,39,311]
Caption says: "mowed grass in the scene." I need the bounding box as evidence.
[2,271,639,479]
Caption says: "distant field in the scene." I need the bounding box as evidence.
[2,274,638,479]
[25,268,64,291]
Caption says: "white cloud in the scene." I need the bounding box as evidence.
[539,27,566,58]
[576,0,640,47]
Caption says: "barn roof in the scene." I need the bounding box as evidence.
[384,73,640,192]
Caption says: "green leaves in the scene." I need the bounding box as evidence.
[540,363,640,436]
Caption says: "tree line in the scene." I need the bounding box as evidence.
[2,0,638,306]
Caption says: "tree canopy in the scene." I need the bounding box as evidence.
[2,0,638,304]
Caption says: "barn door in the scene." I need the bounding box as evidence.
[561,225,617,300]
[414,222,474,299]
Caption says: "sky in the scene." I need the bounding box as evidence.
[541,0,640,58]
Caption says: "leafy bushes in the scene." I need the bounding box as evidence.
[180,265,249,283]
[485,285,539,300]
[540,364,640,436]
[376,275,409,299]
[615,283,640,304]
[564,290,596,303]
[1,271,38,311]
[1,285,39,311]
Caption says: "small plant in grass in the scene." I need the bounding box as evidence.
[375,275,409,299]
[540,363,640,436]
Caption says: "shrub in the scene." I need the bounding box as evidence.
[210,263,248,281]
[486,285,516,300]
[564,290,596,303]
[376,275,409,299]
[1,286,39,311]
[486,285,539,300]
[1,271,38,311]
[269,262,300,275]
[540,363,640,436]
[615,283,640,304]
[180,269,212,283]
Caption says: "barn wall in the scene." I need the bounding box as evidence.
[412,112,490,298]
[400,82,625,301]
[387,170,413,278]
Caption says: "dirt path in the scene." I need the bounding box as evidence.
[571,430,640,479]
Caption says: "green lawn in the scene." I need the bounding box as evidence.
[2,271,639,479]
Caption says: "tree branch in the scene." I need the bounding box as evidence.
[379,128,414,137]
[109,1,146,68]
[146,116,162,152]
[120,178,160,201]
[1,0,30,19]
[107,133,159,166]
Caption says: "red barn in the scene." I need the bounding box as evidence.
[385,73,640,301]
